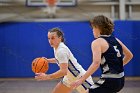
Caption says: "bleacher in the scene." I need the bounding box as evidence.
[0,0,140,21]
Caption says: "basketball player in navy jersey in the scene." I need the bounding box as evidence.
[70,15,133,93]
[35,28,94,93]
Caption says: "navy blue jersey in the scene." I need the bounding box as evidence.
[99,35,124,76]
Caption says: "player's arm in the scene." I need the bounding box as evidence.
[116,38,133,66]
[79,40,101,82]
[48,63,68,79]
[35,63,68,81]
[42,57,57,63]
[48,49,69,79]
[35,49,69,80]
[70,39,101,88]
[46,58,58,63]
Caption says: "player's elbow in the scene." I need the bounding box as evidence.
[127,52,133,61]
[62,70,68,75]
[130,52,133,60]
[93,61,100,68]
[60,69,68,76]
[129,53,133,60]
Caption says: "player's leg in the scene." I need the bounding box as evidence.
[52,82,72,93]
[75,85,88,93]
[76,78,93,93]
[75,71,94,93]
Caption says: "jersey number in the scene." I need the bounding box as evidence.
[113,46,121,57]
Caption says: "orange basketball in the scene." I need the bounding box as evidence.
[32,57,49,73]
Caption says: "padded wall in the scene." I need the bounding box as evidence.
[0,21,139,77]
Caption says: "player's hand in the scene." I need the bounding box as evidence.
[42,57,48,60]
[42,57,50,63]
[70,79,83,89]
[35,73,51,81]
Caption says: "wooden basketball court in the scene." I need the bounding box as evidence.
[0,77,140,93]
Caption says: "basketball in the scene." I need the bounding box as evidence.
[32,57,49,73]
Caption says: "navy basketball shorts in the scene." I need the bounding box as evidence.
[89,77,124,93]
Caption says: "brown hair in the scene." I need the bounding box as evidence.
[48,27,65,42]
[90,15,114,35]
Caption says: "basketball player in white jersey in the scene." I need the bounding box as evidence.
[35,27,94,93]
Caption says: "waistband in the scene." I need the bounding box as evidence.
[101,72,124,78]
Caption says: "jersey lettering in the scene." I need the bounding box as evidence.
[113,46,121,57]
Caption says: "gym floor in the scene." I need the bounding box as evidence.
[0,77,140,93]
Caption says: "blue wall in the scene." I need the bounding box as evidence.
[0,21,139,77]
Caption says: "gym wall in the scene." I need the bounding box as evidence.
[0,21,139,77]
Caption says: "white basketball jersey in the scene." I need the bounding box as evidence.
[54,42,83,72]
